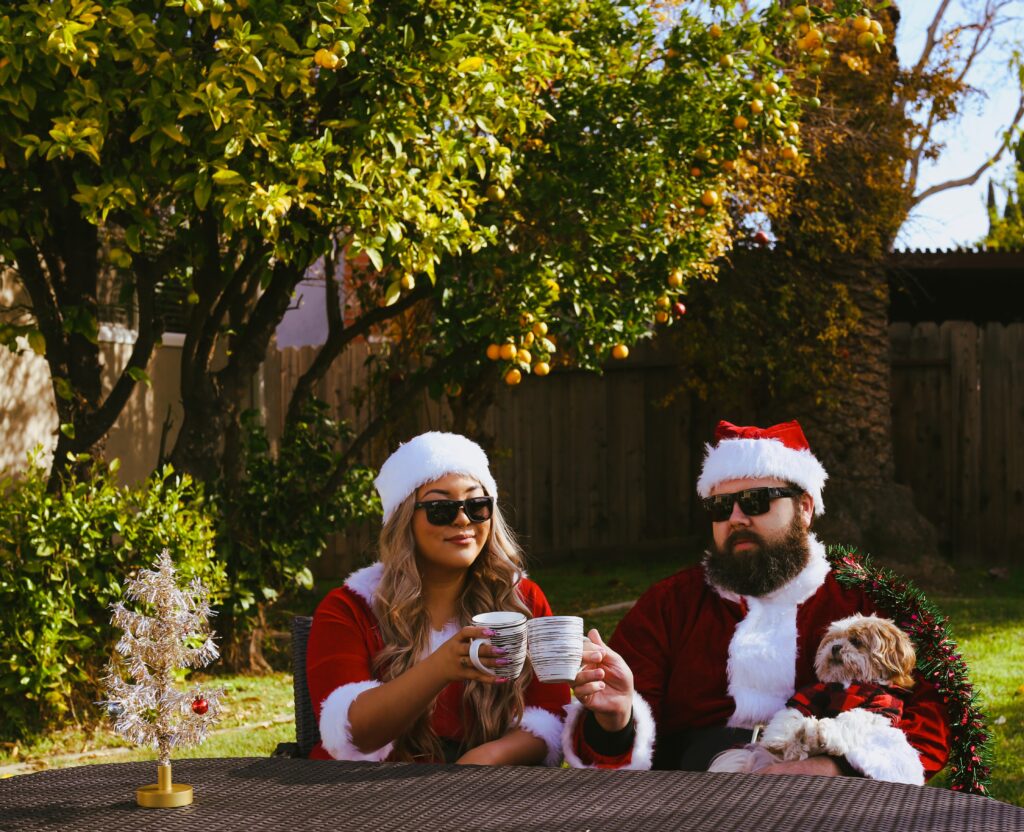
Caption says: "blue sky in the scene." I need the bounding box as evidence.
[894,1,1023,251]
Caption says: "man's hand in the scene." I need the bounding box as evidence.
[756,756,844,777]
[571,629,634,732]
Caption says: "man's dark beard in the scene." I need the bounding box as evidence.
[703,512,811,597]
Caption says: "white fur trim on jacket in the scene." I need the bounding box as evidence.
[375,432,499,524]
[345,561,385,607]
[319,680,395,762]
[561,693,656,770]
[696,436,828,516]
[723,536,831,728]
[518,706,565,767]
[822,708,925,785]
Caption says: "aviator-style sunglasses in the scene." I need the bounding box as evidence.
[702,486,801,522]
[414,496,495,526]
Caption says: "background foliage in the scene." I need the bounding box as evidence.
[0,459,223,739]
[984,137,1024,250]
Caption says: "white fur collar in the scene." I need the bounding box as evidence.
[723,534,830,729]
[345,561,385,606]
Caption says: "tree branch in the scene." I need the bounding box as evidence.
[183,210,234,392]
[13,249,69,377]
[315,353,458,501]
[911,91,1024,207]
[284,282,430,427]
[219,258,306,396]
[911,0,955,80]
[77,256,162,448]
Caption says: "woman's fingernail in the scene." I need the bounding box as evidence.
[494,677,508,684]
[483,629,497,637]
[495,658,510,666]
[492,646,507,655]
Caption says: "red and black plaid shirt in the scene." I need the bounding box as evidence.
[787,681,905,726]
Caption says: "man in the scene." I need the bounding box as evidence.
[562,420,951,781]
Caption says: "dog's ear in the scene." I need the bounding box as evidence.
[874,620,917,689]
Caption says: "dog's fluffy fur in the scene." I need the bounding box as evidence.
[709,614,916,777]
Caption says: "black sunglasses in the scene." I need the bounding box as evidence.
[702,487,801,522]
[415,496,494,526]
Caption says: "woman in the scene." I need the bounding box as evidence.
[306,431,569,765]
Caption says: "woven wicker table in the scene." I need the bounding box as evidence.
[2,757,1022,832]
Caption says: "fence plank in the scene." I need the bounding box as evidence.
[980,324,1008,558]
[946,322,982,561]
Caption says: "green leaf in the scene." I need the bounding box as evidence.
[126,367,152,387]
[212,169,245,186]
[364,247,383,272]
[129,124,151,143]
[384,280,401,306]
[54,378,74,401]
[210,168,244,184]
[27,331,46,356]
[457,56,485,73]
[194,177,212,210]
[124,226,142,253]
[60,422,76,439]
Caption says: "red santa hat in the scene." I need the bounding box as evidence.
[696,420,828,516]
[374,431,499,524]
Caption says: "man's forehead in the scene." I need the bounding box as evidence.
[708,477,791,495]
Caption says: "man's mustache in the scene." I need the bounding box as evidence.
[726,530,763,548]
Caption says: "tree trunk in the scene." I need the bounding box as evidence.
[800,260,938,561]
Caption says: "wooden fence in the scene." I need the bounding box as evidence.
[890,321,1024,564]
[266,344,705,575]
[269,321,1023,576]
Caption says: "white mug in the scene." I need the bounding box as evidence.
[526,615,585,684]
[469,611,528,679]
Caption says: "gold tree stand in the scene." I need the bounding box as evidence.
[136,763,193,808]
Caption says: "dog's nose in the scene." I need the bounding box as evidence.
[831,644,842,658]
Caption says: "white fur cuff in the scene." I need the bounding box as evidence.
[518,706,565,767]
[825,709,925,785]
[561,693,656,770]
[319,680,395,762]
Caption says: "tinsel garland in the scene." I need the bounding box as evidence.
[828,545,992,796]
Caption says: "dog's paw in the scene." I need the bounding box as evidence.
[797,718,825,754]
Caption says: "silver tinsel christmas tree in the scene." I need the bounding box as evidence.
[103,549,222,807]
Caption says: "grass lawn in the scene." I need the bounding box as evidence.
[4,553,1020,808]
[0,673,294,777]
[930,576,1024,806]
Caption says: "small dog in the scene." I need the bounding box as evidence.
[709,614,917,778]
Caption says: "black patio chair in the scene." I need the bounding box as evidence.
[272,616,320,758]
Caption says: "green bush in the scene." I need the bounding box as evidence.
[213,402,379,666]
[0,455,223,740]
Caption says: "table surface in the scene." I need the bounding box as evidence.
[2,757,1023,832]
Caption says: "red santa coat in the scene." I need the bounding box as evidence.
[563,535,951,782]
[307,562,570,764]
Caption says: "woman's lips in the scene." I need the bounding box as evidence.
[446,534,475,544]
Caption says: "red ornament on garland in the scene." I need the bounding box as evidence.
[191,697,209,715]
[672,302,687,319]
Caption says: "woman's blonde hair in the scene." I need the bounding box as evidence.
[371,485,532,762]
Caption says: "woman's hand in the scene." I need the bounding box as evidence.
[427,625,510,686]
[571,629,635,732]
